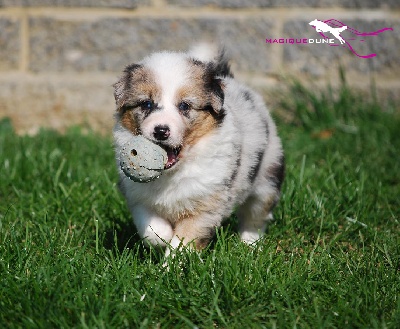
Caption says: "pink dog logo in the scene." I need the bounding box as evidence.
[309,18,394,58]
[309,19,347,44]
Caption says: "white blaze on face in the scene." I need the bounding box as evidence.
[140,52,191,147]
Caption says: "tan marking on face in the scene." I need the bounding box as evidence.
[173,61,223,149]
[132,79,160,102]
[176,85,207,109]
[120,111,140,135]
[188,60,224,112]
[184,110,218,147]
[175,64,208,108]
[116,66,161,135]
[115,66,160,108]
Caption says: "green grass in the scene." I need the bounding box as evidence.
[0,81,399,328]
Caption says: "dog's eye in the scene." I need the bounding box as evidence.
[141,100,154,111]
[178,102,190,112]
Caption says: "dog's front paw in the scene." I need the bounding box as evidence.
[132,206,174,247]
[240,230,263,245]
[140,217,174,247]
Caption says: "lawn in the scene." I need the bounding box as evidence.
[0,81,399,328]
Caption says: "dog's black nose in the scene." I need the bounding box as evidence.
[153,125,170,141]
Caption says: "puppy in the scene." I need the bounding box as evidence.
[113,46,284,255]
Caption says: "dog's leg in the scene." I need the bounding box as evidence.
[131,205,174,247]
[238,151,284,244]
[237,158,284,244]
[237,194,277,244]
[165,216,219,258]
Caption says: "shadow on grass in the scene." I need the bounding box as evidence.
[101,216,159,262]
[103,217,140,251]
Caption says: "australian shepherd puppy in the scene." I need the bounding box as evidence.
[113,45,284,256]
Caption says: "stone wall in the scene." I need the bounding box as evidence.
[0,0,398,133]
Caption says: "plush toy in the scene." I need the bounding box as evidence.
[119,136,167,183]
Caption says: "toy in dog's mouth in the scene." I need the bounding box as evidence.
[119,136,182,183]
[159,144,181,169]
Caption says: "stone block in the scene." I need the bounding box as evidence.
[167,0,399,8]
[0,74,116,134]
[0,17,20,71]
[167,0,275,7]
[29,16,276,73]
[338,0,399,8]
[0,0,148,8]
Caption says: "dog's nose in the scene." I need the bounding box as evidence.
[153,125,170,141]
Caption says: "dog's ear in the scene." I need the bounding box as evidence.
[214,46,233,78]
[113,63,142,111]
[204,62,225,115]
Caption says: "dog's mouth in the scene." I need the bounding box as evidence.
[159,144,182,169]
